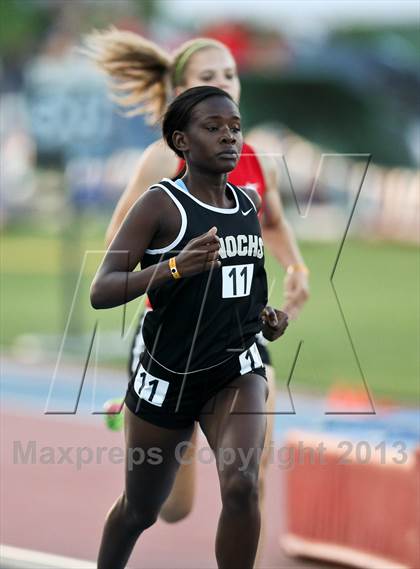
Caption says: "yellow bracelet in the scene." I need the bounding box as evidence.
[286,263,309,276]
[169,257,181,280]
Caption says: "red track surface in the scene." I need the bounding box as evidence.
[1,409,335,568]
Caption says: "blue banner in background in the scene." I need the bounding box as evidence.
[23,53,159,206]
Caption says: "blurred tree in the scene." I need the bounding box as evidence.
[132,0,160,24]
[331,24,420,54]
[0,0,56,88]
[240,73,416,167]
[0,0,54,58]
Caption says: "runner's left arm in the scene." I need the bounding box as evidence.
[256,149,310,320]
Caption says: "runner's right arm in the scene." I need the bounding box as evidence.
[92,190,220,309]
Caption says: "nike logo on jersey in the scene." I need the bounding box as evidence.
[241,208,253,216]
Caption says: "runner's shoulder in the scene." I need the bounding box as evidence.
[239,185,262,212]
[145,139,179,168]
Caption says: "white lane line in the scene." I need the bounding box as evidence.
[0,545,96,568]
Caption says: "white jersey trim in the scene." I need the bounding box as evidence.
[163,178,239,214]
[144,183,187,254]
[145,347,235,374]
[236,186,257,212]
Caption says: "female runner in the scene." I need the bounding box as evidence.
[90,85,289,569]
[85,28,309,557]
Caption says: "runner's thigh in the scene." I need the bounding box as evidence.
[198,373,268,471]
[124,406,195,511]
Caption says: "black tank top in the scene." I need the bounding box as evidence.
[141,178,268,374]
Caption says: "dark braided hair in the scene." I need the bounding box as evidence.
[162,86,236,158]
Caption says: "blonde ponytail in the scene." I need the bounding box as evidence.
[83,26,171,124]
[83,28,230,124]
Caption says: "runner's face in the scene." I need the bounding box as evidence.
[174,96,243,174]
[177,47,241,103]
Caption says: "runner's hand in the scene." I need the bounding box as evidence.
[281,271,309,320]
[175,227,221,277]
[261,306,288,341]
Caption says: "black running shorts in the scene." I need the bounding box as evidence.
[125,340,267,429]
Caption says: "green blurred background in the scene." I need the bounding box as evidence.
[2,220,418,402]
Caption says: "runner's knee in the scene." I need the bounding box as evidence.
[221,469,260,513]
[121,493,159,532]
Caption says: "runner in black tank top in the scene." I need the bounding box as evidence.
[90,87,288,569]
[124,177,269,428]
[141,177,267,374]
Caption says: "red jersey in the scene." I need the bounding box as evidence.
[177,142,267,202]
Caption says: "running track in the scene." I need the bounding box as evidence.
[3,356,417,568]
